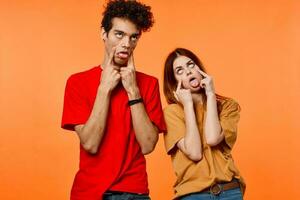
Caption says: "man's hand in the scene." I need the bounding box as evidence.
[100,47,121,93]
[120,54,140,99]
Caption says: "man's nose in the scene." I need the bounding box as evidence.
[121,36,130,48]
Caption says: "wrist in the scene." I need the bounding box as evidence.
[127,87,141,100]
[183,101,194,108]
[206,91,216,97]
[128,98,143,106]
[98,84,112,96]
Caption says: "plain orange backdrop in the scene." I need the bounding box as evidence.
[1,0,300,199]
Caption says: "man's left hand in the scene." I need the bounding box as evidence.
[120,54,141,100]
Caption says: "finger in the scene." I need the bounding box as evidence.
[173,91,179,101]
[196,68,208,77]
[112,66,120,72]
[120,67,130,72]
[127,53,135,70]
[119,70,125,77]
[176,80,182,92]
[120,68,130,77]
[200,80,206,88]
[108,47,117,64]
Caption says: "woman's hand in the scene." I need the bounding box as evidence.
[197,69,215,96]
[173,80,193,106]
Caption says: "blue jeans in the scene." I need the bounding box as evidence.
[180,187,243,200]
[103,191,151,200]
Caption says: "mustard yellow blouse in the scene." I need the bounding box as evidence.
[163,98,245,199]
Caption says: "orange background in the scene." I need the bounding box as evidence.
[1,0,299,199]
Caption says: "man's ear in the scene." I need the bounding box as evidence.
[101,27,107,41]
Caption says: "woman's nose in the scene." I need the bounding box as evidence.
[185,68,192,75]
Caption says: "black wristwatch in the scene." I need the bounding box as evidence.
[128,98,143,106]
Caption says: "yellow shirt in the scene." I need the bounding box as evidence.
[163,98,246,199]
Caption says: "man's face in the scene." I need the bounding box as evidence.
[102,17,141,67]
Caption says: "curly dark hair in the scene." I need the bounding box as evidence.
[101,0,154,33]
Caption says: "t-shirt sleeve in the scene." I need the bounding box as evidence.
[61,75,91,131]
[163,105,186,154]
[219,99,241,150]
[144,78,166,133]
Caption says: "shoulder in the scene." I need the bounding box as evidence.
[67,66,100,85]
[217,97,241,114]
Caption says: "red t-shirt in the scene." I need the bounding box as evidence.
[61,66,166,200]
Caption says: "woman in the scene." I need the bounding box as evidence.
[163,48,245,200]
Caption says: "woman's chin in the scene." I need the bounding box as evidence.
[190,86,202,93]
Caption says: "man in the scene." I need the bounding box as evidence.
[61,0,166,199]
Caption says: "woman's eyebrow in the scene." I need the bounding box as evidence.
[175,66,183,70]
[186,60,193,65]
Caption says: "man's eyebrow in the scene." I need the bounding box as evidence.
[114,29,140,36]
[131,32,140,37]
[114,30,124,33]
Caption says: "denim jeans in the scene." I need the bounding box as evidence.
[103,191,151,200]
[180,187,243,200]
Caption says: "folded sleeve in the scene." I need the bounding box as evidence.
[219,99,241,150]
[144,78,167,133]
[61,75,91,131]
[163,105,186,154]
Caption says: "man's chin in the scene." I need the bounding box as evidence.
[114,58,128,67]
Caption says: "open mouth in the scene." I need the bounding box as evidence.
[117,51,129,59]
[189,77,200,88]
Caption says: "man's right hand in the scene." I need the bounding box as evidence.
[100,47,121,92]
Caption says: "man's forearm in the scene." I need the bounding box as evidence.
[130,104,158,155]
[128,89,158,155]
[76,86,111,154]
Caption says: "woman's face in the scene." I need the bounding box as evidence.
[173,55,203,92]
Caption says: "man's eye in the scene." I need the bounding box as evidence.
[131,35,138,41]
[115,32,123,38]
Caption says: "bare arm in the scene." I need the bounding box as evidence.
[74,86,112,154]
[120,55,159,155]
[75,49,120,154]
[177,102,202,161]
[204,93,224,146]
[198,69,224,146]
[174,80,202,161]
[127,88,159,155]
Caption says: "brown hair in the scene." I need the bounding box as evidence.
[163,48,227,105]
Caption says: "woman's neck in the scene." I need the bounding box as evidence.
[191,93,204,105]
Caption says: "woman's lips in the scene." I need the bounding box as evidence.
[189,78,200,88]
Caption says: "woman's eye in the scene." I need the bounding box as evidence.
[177,69,183,74]
[188,63,195,68]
